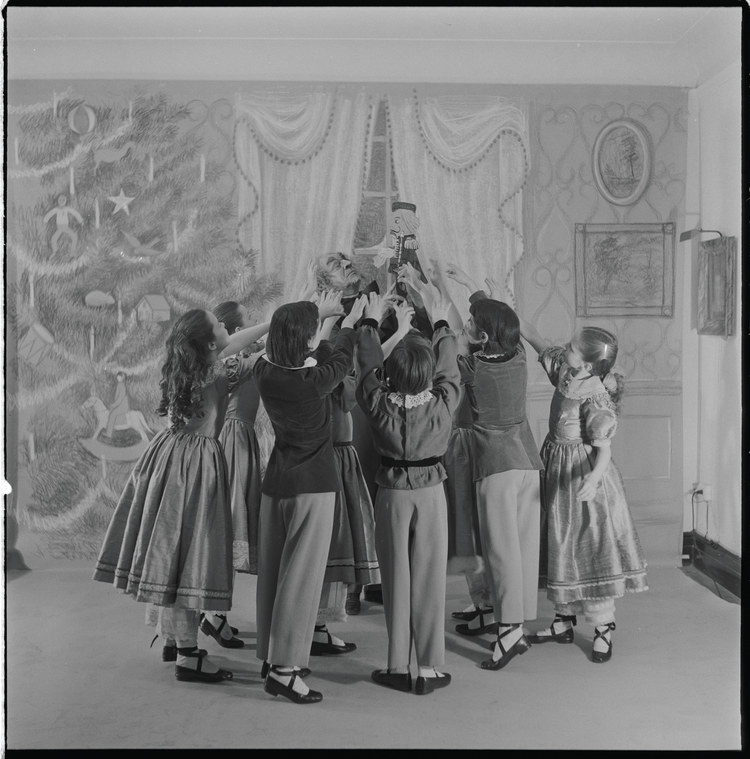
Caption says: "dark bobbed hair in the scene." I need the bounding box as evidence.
[469,298,520,355]
[385,331,435,395]
[266,300,319,368]
[156,309,214,429]
[213,301,244,334]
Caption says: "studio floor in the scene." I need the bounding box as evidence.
[4,558,742,751]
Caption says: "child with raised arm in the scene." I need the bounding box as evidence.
[519,319,647,663]
[94,307,269,683]
[197,300,265,650]
[356,286,460,695]
[254,290,367,704]
[437,262,543,671]
[399,262,493,628]
[310,338,380,651]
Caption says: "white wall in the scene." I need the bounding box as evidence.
[682,60,742,555]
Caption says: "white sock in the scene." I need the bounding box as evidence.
[493,625,523,660]
[418,667,446,679]
[207,613,234,640]
[177,650,220,674]
[269,667,309,695]
[313,625,345,647]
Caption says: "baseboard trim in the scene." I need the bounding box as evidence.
[682,531,741,599]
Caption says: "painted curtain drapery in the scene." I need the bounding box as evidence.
[235,87,374,299]
[388,90,528,316]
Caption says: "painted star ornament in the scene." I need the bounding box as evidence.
[108,188,135,216]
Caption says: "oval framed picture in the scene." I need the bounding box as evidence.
[592,119,652,206]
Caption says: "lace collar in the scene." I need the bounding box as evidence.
[558,364,605,400]
[387,389,433,409]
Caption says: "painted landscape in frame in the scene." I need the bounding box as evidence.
[574,222,675,317]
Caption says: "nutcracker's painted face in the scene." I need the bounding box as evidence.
[392,209,420,237]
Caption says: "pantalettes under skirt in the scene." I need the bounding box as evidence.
[92,428,234,610]
[541,437,648,604]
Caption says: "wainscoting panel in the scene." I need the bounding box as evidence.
[527,379,683,570]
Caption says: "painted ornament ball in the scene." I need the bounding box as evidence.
[68,104,97,135]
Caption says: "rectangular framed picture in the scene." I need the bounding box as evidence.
[697,235,736,336]
[574,222,675,317]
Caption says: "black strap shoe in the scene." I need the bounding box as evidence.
[480,624,530,671]
[261,660,311,679]
[200,613,245,648]
[415,672,451,695]
[592,622,616,663]
[527,614,577,644]
[371,669,412,692]
[264,667,322,704]
[175,647,233,683]
[451,605,494,622]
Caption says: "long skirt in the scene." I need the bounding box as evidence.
[323,444,380,586]
[219,417,262,574]
[92,429,233,611]
[541,437,648,604]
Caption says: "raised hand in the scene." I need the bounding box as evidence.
[316,289,344,321]
[484,276,501,300]
[392,299,415,334]
[341,293,367,329]
[363,291,389,324]
[444,262,479,292]
[422,282,451,325]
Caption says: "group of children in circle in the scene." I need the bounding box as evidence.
[94,252,647,705]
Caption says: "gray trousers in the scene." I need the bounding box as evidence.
[476,469,541,624]
[256,492,335,667]
[375,483,448,671]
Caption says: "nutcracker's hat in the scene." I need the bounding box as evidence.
[392,201,416,213]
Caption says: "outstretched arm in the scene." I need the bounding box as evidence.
[425,258,464,333]
[381,299,415,360]
[444,261,482,295]
[220,320,271,357]
[518,317,550,355]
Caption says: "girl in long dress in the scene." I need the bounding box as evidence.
[93,308,269,683]
[520,322,648,663]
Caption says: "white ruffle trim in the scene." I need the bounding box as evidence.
[387,389,432,408]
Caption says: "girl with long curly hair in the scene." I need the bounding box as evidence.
[93,307,269,684]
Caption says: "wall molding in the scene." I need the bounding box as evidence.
[527,379,681,402]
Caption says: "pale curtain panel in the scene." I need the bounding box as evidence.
[388,91,529,317]
[235,88,374,298]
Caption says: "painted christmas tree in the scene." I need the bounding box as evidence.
[8,89,281,558]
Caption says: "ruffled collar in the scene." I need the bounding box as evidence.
[387,389,433,408]
[557,364,605,400]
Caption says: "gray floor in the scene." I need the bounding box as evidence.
[5,559,742,750]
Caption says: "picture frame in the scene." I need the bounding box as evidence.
[574,222,675,317]
[592,119,652,206]
[697,235,736,336]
